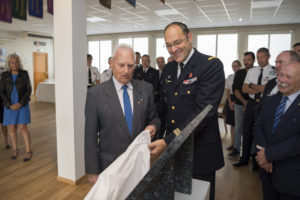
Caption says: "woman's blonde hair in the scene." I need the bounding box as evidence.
[5,53,23,71]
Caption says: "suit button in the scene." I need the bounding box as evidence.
[171,106,175,110]
[174,92,178,96]
[171,120,175,124]
[187,90,191,94]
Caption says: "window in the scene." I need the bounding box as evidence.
[133,37,148,56]
[197,34,238,77]
[88,41,100,70]
[156,37,170,68]
[118,37,148,56]
[118,38,132,47]
[197,35,216,56]
[248,33,291,66]
[99,40,112,72]
[88,40,112,72]
[269,34,291,65]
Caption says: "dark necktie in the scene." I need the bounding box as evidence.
[122,85,133,135]
[180,63,184,71]
[272,96,288,134]
[254,68,263,100]
[178,63,184,78]
[88,67,92,84]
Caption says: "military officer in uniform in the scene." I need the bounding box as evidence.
[133,54,160,100]
[149,22,225,200]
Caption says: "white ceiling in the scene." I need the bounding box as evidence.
[0,0,300,36]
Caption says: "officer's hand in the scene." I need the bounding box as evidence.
[144,125,156,139]
[148,139,167,159]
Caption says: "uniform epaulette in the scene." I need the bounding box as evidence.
[208,56,217,60]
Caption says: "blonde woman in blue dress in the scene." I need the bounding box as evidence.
[0,54,32,162]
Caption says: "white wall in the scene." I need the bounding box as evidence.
[0,30,54,93]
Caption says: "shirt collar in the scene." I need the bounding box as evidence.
[112,76,133,92]
[178,48,195,69]
[285,89,300,103]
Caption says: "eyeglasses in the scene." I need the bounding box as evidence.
[164,37,188,49]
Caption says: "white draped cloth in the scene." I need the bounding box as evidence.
[84,130,151,200]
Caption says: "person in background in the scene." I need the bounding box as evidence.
[225,60,241,150]
[100,57,112,84]
[167,56,174,63]
[135,52,142,68]
[293,42,300,57]
[133,54,160,100]
[156,56,165,79]
[0,54,32,162]
[234,48,276,171]
[228,52,254,158]
[0,66,9,149]
[87,54,100,89]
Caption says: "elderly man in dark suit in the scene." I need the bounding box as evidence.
[255,51,300,200]
[149,22,225,200]
[85,44,160,185]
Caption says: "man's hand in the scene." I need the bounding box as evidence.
[148,139,167,159]
[144,125,156,139]
[256,145,272,173]
[87,174,99,185]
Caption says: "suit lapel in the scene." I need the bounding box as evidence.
[131,80,143,138]
[275,93,300,134]
[105,80,131,139]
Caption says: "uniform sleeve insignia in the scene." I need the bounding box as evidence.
[208,56,217,60]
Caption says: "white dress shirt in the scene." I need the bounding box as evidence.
[225,74,235,94]
[100,68,112,84]
[244,64,276,99]
[177,48,195,78]
[87,66,100,85]
[112,76,134,114]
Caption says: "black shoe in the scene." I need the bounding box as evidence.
[11,150,19,160]
[5,145,11,150]
[23,151,33,162]
[233,160,248,167]
[226,146,234,151]
[228,149,240,159]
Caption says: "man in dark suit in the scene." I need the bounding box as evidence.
[133,54,160,97]
[85,44,160,185]
[149,22,225,200]
[255,51,300,200]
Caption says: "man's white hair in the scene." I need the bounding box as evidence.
[112,44,135,62]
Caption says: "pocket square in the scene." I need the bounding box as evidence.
[183,77,197,85]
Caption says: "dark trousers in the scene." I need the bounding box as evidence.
[260,168,300,200]
[240,99,257,163]
[194,172,216,200]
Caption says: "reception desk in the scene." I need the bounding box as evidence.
[36,81,55,103]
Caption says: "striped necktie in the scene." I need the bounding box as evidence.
[272,96,288,134]
[122,85,133,135]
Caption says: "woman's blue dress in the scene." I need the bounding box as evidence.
[3,74,31,125]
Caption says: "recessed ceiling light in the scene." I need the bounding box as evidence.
[239,18,243,22]
[155,9,180,16]
[86,17,106,23]
[252,0,279,8]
